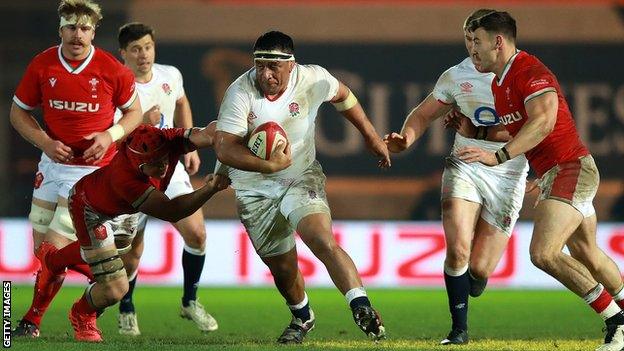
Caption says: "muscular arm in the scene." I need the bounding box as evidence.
[332,82,390,166]
[10,102,53,150]
[10,102,73,162]
[401,93,453,147]
[186,121,216,149]
[214,130,289,173]
[503,91,557,159]
[137,174,228,222]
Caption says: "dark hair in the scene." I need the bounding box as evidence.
[468,11,517,42]
[463,9,496,30]
[118,22,155,49]
[253,31,294,54]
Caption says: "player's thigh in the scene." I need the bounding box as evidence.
[566,214,599,259]
[296,212,336,254]
[281,161,333,251]
[30,197,57,248]
[46,196,77,248]
[530,199,583,256]
[440,157,482,246]
[441,198,481,258]
[470,217,510,278]
[236,190,295,258]
[533,156,599,255]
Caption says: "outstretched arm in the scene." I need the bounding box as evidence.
[137,174,230,222]
[385,93,453,153]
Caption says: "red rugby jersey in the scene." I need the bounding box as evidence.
[492,51,588,177]
[74,127,192,217]
[13,45,137,166]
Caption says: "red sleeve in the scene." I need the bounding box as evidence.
[515,66,558,105]
[117,176,154,209]
[114,64,138,110]
[13,60,42,110]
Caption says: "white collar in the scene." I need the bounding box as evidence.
[57,45,95,74]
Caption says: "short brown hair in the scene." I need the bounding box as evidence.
[58,0,103,27]
[468,10,517,42]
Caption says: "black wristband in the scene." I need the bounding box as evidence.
[474,126,489,140]
[495,147,511,164]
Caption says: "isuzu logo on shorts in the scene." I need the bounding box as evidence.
[48,100,100,112]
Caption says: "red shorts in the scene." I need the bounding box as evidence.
[68,181,139,251]
[537,155,599,217]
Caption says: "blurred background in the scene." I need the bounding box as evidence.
[2,0,624,288]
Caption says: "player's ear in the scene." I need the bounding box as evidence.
[494,35,502,50]
[288,61,295,72]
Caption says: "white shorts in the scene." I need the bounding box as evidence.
[236,161,331,257]
[32,153,99,202]
[441,156,527,236]
[137,161,194,229]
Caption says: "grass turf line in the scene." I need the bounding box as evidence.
[9,286,603,350]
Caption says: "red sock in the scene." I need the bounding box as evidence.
[73,294,98,315]
[22,269,65,326]
[69,263,94,281]
[48,241,85,272]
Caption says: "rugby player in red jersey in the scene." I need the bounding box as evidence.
[36,123,229,342]
[10,0,142,337]
[458,10,624,351]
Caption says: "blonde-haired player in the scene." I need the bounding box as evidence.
[11,0,142,337]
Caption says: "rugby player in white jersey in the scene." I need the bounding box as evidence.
[214,31,390,344]
[115,22,217,335]
[385,9,529,345]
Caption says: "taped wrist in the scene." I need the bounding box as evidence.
[494,147,511,164]
[473,126,489,140]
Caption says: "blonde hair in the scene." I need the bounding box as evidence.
[58,0,103,27]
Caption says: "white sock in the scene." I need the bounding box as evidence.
[345,287,367,305]
[584,284,620,320]
[444,264,468,277]
[183,244,206,256]
[288,292,309,310]
[613,286,624,302]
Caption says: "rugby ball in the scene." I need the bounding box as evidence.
[247,122,288,160]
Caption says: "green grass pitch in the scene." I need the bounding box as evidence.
[8,286,604,350]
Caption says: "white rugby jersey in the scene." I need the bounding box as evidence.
[217,64,339,190]
[113,63,185,126]
[432,57,528,175]
[136,63,185,128]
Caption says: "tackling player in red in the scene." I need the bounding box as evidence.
[35,123,229,342]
